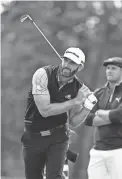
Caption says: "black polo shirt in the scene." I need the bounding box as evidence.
[85,82,122,150]
[24,65,82,132]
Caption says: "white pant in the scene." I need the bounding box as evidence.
[88,148,122,179]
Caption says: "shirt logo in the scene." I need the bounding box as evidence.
[115,97,121,102]
[65,95,71,100]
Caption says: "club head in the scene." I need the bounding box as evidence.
[20,14,33,22]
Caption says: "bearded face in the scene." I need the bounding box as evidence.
[61,57,80,78]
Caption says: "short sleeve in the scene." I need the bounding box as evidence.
[32,68,49,95]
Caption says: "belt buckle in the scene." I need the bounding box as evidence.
[40,130,51,136]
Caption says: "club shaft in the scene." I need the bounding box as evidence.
[31,21,61,59]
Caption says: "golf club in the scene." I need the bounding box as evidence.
[20,14,62,60]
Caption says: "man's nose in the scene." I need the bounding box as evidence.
[107,68,112,73]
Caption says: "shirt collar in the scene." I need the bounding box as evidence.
[105,80,122,89]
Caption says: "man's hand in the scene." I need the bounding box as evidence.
[69,130,77,144]
[92,115,111,126]
[75,84,92,106]
[95,109,110,118]
[95,109,110,122]
[84,93,98,110]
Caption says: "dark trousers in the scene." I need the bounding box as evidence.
[21,127,69,179]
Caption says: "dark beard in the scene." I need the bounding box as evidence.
[61,67,78,78]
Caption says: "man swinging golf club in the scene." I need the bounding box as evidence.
[20,15,97,179]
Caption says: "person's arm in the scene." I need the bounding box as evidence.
[92,115,111,126]
[84,88,111,127]
[32,68,86,117]
[91,103,122,126]
[69,94,98,128]
[84,88,100,127]
[69,107,91,128]
[95,105,122,124]
[69,129,77,144]
[109,104,122,124]
[85,112,111,127]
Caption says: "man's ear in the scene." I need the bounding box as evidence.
[78,64,84,71]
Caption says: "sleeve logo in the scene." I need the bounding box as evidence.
[115,97,121,102]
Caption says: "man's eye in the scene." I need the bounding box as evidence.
[64,58,68,62]
[113,67,116,70]
[70,61,75,65]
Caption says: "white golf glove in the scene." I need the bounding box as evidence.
[84,93,97,110]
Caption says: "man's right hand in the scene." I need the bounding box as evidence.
[75,84,92,106]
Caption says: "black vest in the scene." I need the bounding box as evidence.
[24,65,82,132]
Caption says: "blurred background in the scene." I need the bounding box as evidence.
[1,1,122,179]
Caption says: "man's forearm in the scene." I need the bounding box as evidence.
[70,93,98,128]
[96,107,122,124]
[92,115,111,126]
[109,106,122,124]
[92,109,111,126]
[70,107,91,128]
[40,99,79,117]
[85,111,111,127]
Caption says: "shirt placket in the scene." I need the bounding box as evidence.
[109,88,115,103]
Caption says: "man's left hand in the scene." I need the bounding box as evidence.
[69,130,77,144]
[95,109,110,122]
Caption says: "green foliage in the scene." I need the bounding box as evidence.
[1,1,122,178]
